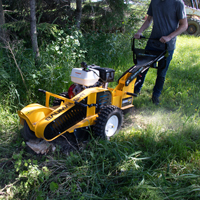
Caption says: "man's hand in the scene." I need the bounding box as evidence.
[160,18,188,43]
[134,15,153,39]
[134,32,143,39]
[159,35,172,43]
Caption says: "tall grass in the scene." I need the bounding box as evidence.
[0,35,200,199]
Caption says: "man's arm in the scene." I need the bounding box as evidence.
[159,18,188,43]
[134,15,153,39]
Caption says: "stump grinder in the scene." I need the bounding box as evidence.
[18,37,168,153]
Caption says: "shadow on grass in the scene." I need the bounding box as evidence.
[117,120,200,169]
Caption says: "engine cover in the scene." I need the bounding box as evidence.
[70,68,99,86]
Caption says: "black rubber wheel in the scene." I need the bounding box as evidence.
[21,120,37,141]
[52,92,69,106]
[185,18,200,36]
[183,0,200,9]
[93,105,123,140]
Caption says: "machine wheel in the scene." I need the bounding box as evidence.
[21,121,37,141]
[185,18,200,36]
[52,92,69,106]
[93,105,123,140]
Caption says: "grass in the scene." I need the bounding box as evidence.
[0,35,200,199]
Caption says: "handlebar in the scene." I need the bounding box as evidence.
[132,36,168,51]
[132,36,168,65]
[38,89,46,93]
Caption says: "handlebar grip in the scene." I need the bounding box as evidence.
[38,89,46,93]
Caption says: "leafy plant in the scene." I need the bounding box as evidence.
[38,29,86,94]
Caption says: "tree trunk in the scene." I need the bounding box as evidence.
[0,0,5,42]
[75,0,82,29]
[30,0,39,58]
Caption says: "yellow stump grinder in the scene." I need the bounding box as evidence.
[18,38,168,142]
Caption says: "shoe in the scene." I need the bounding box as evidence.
[152,95,159,105]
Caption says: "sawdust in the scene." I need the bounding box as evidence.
[24,108,180,155]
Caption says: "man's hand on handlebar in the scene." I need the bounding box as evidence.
[159,35,172,43]
[134,32,143,39]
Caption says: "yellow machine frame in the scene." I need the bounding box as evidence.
[18,37,167,142]
[18,71,136,141]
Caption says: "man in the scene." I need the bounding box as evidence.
[134,0,188,105]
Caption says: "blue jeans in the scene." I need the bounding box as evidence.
[134,46,174,98]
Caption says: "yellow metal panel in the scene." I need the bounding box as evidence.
[87,92,96,117]
[34,102,75,139]
[122,78,136,99]
[112,96,121,108]
[112,90,123,97]
[111,72,137,109]
[18,104,54,132]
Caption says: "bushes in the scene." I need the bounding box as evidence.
[0,29,136,107]
[80,32,133,67]
[0,0,150,108]
[0,29,87,107]
[38,29,86,94]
